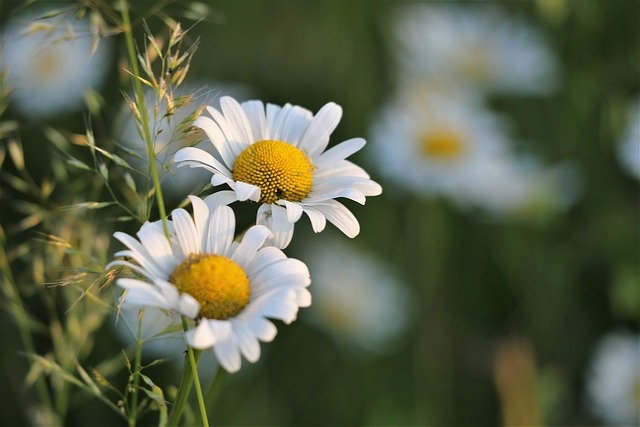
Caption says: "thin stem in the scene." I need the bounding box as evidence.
[167,317,208,427]
[184,317,209,427]
[204,367,228,413]
[128,310,144,427]
[167,348,198,427]
[119,0,170,236]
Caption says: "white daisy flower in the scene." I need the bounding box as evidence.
[369,89,511,199]
[174,96,382,249]
[0,8,110,117]
[393,4,559,95]
[108,196,311,373]
[585,331,640,426]
[301,238,411,353]
[617,99,640,180]
[115,83,251,203]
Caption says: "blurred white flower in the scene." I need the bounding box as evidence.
[585,330,640,426]
[301,237,411,353]
[115,83,251,203]
[393,4,559,95]
[0,8,110,117]
[617,99,640,180]
[369,89,511,199]
[108,196,311,373]
[453,154,582,220]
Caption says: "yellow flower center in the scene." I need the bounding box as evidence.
[169,253,250,320]
[420,130,466,160]
[232,140,314,204]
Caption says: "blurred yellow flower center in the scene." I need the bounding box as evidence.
[170,254,250,320]
[233,140,314,204]
[34,49,62,82]
[420,130,466,160]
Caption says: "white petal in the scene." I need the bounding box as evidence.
[171,208,200,255]
[220,96,254,146]
[307,186,366,205]
[192,115,237,169]
[206,205,235,255]
[187,195,210,249]
[208,104,247,161]
[278,105,313,146]
[314,137,366,169]
[248,288,300,323]
[256,204,294,249]
[299,102,343,157]
[186,320,218,349]
[265,103,282,133]
[211,173,234,187]
[301,207,327,233]
[244,246,287,278]
[235,181,261,202]
[117,279,171,309]
[174,146,230,176]
[213,335,242,373]
[251,258,311,293]
[236,316,277,342]
[277,200,304,223]
[312,200,360,238]
[177,293,200,319]
[231,225,272,268]
[232,321,261,363]
[204,190,238,209]
[208,319,233,341]
[241,100,267,141]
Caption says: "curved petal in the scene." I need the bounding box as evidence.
[220,96,254,146]
[213,334,242,373]
[278,105,313,146]
[206,205,235,256]
[241,100,267,141]
[231,225,272,268]
[301,207,327,233]
[314,137,366,169]
[298,102,343,157]
[117,279,177,311]
[232,321,261,363]
[186,320,218,349]
[312,200,360,238]
[204,190,238,209]
[187,195,210,250]
[191,116,237,169]
[207,104,247,161]
[244,246,287,278]
[171,208,200,255]
[235,181,261,202]
[256,204,294,249]
[277,200,304,223]
[174,146,230,176]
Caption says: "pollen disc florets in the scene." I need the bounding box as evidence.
[232,140,314,204]
[170,253,250,320]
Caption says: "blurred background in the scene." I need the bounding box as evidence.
[0,0,638,426]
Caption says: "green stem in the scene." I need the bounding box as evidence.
[0,231,60,425]
[204,367,228,413]
[128,310,144,427]
[119,0,170,236]
[167,317,209,427]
